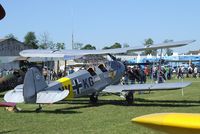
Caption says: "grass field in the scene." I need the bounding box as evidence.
[1,78,200,134]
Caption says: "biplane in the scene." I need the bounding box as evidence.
[4,40,194,110]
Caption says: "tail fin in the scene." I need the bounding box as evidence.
[23,67,48,103]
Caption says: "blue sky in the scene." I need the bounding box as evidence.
[0,0,199,53]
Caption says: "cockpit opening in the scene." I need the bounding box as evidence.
[98,64,107,72]
[87,67,97,76]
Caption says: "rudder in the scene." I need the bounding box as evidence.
[23,67,48,103]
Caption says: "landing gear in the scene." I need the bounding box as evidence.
[125,91,134,105]
[90,93,98,104]
[36,104,42,112]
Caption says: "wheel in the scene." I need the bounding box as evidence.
[35,104,42,112]
[90,94,98,104]
[125,91,134,105]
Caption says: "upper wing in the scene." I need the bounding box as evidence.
[103,82,192,93]
[20,40,195,58]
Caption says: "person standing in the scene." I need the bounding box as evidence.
[43,67,48,80]
[68,67,75,75]
[127,67,135,84]
[194,66,198,78]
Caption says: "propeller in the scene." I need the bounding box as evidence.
[0,4,5,20]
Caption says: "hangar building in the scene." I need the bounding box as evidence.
[0,37,30,70]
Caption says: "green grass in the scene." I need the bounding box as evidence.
[1,78,200,134]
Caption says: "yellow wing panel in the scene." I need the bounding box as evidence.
[132,113,200,134]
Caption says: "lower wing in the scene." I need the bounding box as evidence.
[103,82,191,93]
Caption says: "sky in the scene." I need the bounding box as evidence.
[0,0,199,53]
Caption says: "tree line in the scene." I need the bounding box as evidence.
[4,32,173,56]
[5,32,65,50]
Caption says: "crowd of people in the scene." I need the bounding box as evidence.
[122,65,172,85]
[176,65,199,79]
[39,62,200,85]
[0,68,15,78]
[122,66,147,85]
[122,64,200,85]
[42,66,75,81]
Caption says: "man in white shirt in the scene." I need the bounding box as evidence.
[194,66,198,78]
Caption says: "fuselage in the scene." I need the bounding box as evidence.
[46,60,125,98]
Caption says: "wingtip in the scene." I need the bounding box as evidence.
[187,39,196,43]
[192,39,196,43]
[131,113,166,124]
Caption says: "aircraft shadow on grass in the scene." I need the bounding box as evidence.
[16,98,200,113]
[55,104,103,111]
[135,98,200,104]
[0,129,18,134]
[19,102,103,114]
[19,109,82,114]
[132,98,200,107]
[52,98,200,111]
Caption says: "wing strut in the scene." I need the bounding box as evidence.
[108,54,117,61]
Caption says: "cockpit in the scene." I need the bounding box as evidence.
[98,64,107,72]
[87,67,97,76]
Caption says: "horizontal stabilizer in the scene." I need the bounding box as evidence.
[36,90,69,104]
[132,113,200,134]
[4,85,69,104]
[4,89,24,103]
[103,82,191,93]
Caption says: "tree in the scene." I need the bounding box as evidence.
[24,32,38,49]
[102,42,122,49]
[73,43,83,50]
[123,43,129,48]
[43,41,65,50]
[55,42,65,50]
[48,41,56,49]
[38,32,52,49]
[110,42,121,49]
[102,46,110,50]
[81,44,96,50]
[163,39,173,56]
[5,34,17,39]
[143,38,157,55]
